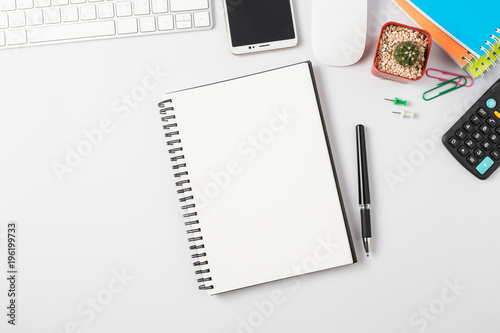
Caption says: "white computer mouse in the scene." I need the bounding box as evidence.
[312,0,368,66]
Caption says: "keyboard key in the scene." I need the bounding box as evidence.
[497,127,500,135]
[132,0,148,15]
[464,139,475,149]
[157,14,172,30]
[97,2,113,18]
[489,133,499,143]
[474,148,485,158]
[80,4,96,20]
[151,0,167,13]
[470,114,481,125]
[477,108,488,118]
[115,1,131,16]
[491,150,500,160]
[139,15,154,31]
[479,124,490,134]
[52,0,67,5]
[467,155,478,165]
[0,13,7,27]
[0,31,5,45]
[117,17,136,33]
[176,13,190,21]
[62,6,78,21]
[27,9,43,24]
[28,20,115,42]
[6,28,26,44]
[141,16,158,33]
[458,146,469,156]
[448,137,459,148]
[43,7,60,23]
[463,122,474,132]
[70,0,85,4]
[472,132,483,142]
[486,98,497,109]
[17,0,33,9]
[476,156,494,175]
[194,11,209,27]
[455,130,467,140]
[170,0,208,12]
[482,141,493,151]
[486,117,498,127]
[1,0,16,11]
[9,11,25,27]
[34,0,50,7]
[176,19,191,29]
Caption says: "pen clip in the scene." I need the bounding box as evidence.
[423,76,468,101]
[426,68,474,87]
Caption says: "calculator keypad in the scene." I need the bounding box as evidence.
[442,79,500,179]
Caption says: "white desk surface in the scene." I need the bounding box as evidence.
[1,1,499,332]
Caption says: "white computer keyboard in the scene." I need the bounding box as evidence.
[0,0,212,49]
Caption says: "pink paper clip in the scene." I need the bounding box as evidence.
[426,68,474,87]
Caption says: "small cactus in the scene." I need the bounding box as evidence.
[393,41,420,67]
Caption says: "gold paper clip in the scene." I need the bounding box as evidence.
[423,76,468,101]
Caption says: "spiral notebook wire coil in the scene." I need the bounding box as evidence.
[465,29,500,78]
[158,99,214,291]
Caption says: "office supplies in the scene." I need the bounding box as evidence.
[442,78,500,179]
[426,68,474,87]
[393,110,414,118]
[393,0,472,67]
[422,76,467,101]
[311,0,367,66]
[356,125,371,257]
[222,0,297,55]
[157,61,357,295]
[385,97,408,106]
[407,0,500,58]
[394,0,500,79]
[0,0,212,49]
[394,0,500,78]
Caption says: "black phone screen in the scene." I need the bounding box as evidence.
[226,0,296,47]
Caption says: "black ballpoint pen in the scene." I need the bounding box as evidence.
[356,124,372,257]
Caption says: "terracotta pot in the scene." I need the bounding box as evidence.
[372,21,432,84]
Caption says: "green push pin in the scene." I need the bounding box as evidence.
[385,97,408,106]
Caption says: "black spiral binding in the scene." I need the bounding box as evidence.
[158,99,214,291]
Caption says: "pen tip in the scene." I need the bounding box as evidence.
[366,252,370,257]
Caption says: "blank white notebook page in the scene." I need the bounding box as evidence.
[165,62,355,295]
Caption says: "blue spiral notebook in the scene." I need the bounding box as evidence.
[407,0,500,58]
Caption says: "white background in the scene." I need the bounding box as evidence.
[1,0,500,332]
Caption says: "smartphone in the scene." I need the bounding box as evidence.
[223,0,298,55]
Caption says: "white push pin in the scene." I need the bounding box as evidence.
[392,110,415,118]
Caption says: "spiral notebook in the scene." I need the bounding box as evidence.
[407,0,500,58]
[157,61,357,295]
[465,48,500,78]
[393,0,472,67]
[394,0,499,78]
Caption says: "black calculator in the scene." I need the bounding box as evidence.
[442,78,500,180]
